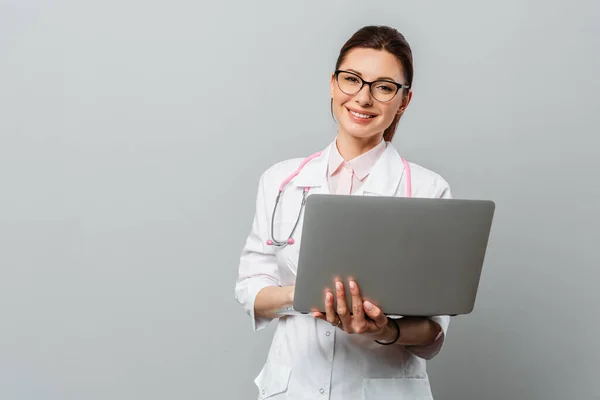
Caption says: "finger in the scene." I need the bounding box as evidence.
[363,300,388,329]
[312,311,326,320]
[324,290,338,326]
[311,307,326,320]
[349,280,367,333]
[335,280,351,330]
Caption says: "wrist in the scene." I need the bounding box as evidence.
[375,319,400,344]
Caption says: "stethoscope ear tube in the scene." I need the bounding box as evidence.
[266,188,307,248]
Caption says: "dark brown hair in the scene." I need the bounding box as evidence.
[332,25,413,142]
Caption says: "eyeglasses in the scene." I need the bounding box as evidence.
[334,69,410,102]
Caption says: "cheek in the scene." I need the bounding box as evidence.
[380,106,397,122]
[333,95,352,116]
[379,102,402,123]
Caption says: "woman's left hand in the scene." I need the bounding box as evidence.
[312,278,391,338]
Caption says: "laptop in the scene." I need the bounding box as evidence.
[292,194,495,317]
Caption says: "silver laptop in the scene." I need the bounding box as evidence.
[292,194,495,316]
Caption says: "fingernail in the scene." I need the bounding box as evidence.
[364,301,373,311]
[327,292,333,302]
[349,281,356,290]
[336,282,342,291]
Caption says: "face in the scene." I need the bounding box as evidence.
[330,47,412,142]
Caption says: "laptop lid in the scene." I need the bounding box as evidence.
[292,194,495,316]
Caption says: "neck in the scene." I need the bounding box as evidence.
[335,132,383,161]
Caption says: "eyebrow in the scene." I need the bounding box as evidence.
[346,69,400,83]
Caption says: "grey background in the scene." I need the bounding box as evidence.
[1,1,598,399]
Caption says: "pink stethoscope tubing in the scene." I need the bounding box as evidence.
[266,151,412,247]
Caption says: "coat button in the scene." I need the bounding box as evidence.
[326,331,331,336]
[262,389,266,396]
[319,388,325,394]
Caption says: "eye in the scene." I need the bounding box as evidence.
[375,83,394,93]
[344,76,359,83]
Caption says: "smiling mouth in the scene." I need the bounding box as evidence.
[347,108,377,119]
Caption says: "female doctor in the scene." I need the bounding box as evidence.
[235,25,453,400]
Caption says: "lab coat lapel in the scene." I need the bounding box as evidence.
[357,142,406,197]
[291,142,331,195]
[275,143,331,279]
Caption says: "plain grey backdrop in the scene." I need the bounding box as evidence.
[1,0,599,399]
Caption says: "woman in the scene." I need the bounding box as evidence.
[235,25,452,399]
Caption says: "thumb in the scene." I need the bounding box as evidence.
[363,300,387,328]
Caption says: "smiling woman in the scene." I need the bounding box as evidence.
[330,27,414,152]
[235,25,452,400]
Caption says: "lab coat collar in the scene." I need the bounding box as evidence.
[291,142,331,189]
[357,142,406,196]
[292,139,406,197]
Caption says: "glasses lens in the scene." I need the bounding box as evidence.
[337,71,363,95]
[371,81,398,102]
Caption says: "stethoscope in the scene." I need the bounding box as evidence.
[266,150,412,248]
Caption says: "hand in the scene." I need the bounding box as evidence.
[312,278,392,340]
[254,285,296,319]
[288,285,295,304]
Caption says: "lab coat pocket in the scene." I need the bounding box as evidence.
[363,377,434,400]
[254,361,292,399]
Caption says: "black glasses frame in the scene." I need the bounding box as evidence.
[334,69,410,102]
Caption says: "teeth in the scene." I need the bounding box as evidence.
[350,110,374,119]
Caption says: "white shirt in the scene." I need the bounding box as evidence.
[235,139,453,399]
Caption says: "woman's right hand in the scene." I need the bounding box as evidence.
[254,285,295,318]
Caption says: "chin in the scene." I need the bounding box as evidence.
[339,122,383,141]
[347,131,379,140]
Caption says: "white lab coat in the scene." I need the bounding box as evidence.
[235,140,453,400]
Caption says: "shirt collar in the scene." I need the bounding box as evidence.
[327,138,387,180]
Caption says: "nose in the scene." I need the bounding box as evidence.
[355,83,373,105]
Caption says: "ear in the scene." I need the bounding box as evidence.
[397,90,413,115]
[330,72,336,98]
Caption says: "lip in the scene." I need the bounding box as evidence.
[346,107,378,123]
